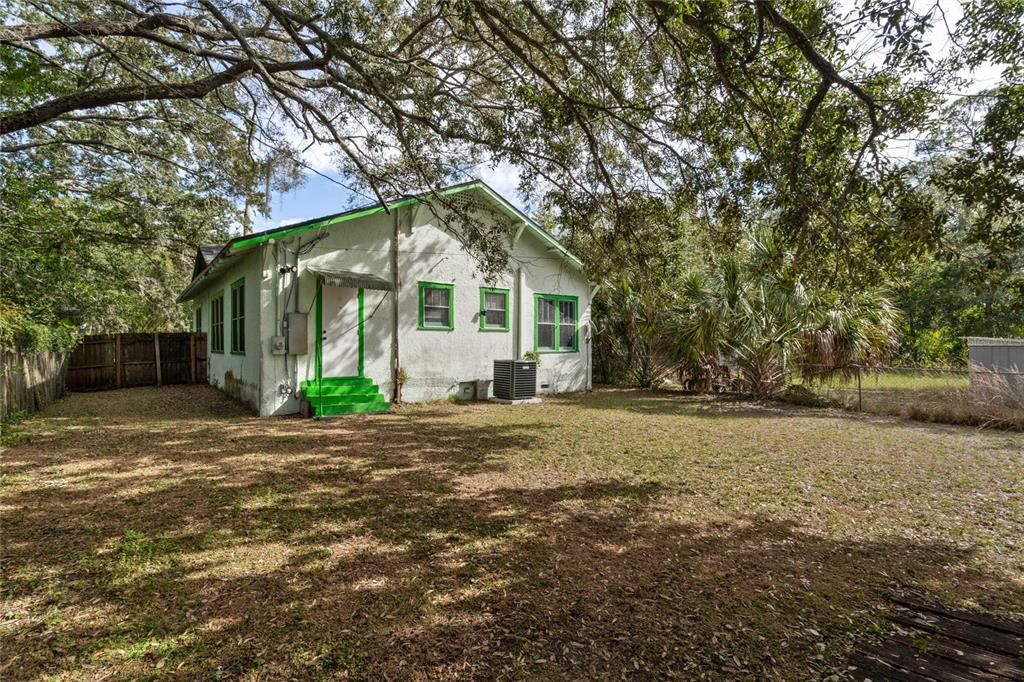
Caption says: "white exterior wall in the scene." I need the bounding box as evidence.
[190,252,262,412]
[396,203,590,401]
[258,209,396,415]
[513,240,592,398]
[191,189,591,416]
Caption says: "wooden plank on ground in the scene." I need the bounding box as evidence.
[859,642,1007,682]
[846,652,931,681]
[849,591,1024,682]
[890,613,1024,658]
[886,590,1024,637]
[889,634,1024,680]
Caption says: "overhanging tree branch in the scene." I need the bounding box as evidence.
[0,57,326,134]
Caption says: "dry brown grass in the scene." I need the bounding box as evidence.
[2,386,1022,680]
[803,368,1024,430]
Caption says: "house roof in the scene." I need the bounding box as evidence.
[178,180,582,303]
[199,243,225,266]
[191,243,226,280]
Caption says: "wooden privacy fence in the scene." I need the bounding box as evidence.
[67,333,207,392]
[1,350,67,418]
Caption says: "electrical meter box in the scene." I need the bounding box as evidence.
[271,336,287,355]
[286,312,308,355]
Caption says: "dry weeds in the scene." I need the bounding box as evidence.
[2,386,1022,680]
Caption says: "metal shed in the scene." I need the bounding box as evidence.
[967,337,1024,405]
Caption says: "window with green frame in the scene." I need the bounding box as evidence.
[479,287,509,331]
[230,278,245,353]
[194,306,202,332]
[418,281,454,330]
[535,294,578,352]
[210,295,224,353]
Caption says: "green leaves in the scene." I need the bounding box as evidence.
[0,45,48,101]
[595,227,901,395]
[0,134,239,350]
[1,0,1020,355]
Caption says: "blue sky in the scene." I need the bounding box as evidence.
[252,173,361,233]
[251,164,526,234]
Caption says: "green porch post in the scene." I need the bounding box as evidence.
[315,278,323,417]
[358,288,365,377]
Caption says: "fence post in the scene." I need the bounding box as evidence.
[857,365,863,412]
[153,333,162,386]
[190,334,197,384]
[114,334,122,389]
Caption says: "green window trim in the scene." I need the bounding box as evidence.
[418,281,454,331]
[210,294,225,353]
[230,278,246,354]
[534,293,579,353]
[479,287,510,331]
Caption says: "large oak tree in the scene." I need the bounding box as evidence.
[2,0,1020,344]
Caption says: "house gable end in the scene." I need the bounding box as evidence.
[179,181,582,303]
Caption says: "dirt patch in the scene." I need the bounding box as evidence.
[2,386,1022,679]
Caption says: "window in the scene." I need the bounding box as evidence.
[210,295,224,353]
[230,278,245,353]
[418,281,454,330]
[194,307,202,332]
[479,287,509,331]
[534,294,578,352]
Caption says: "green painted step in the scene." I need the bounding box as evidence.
[315,401,390,417]
[301,376,374,390]
[308,393,387,408]
[304,383,380,398]
[303,376,389,417]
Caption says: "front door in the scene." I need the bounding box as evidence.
[320,285,361,377]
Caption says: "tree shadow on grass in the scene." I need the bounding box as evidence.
[2,387,1022,680]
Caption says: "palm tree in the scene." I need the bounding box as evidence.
[673,234,901,396]
[594,279,677,388]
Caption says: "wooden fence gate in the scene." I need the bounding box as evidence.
[66,333,207,391]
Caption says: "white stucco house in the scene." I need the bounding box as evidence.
[178,180,593,416]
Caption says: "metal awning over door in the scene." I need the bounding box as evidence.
[307,266,393,291]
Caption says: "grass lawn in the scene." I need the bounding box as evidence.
[799,369,1024,429]
[798,368,970,408]
[2,386,1022,679]
[807,368,970,392]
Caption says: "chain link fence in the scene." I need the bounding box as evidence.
[796,365,1024,429]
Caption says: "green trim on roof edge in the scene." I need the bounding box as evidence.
[178,180,581,303]
[232,202,403,250]
[230,182,480,251]
[470,182,582,266]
